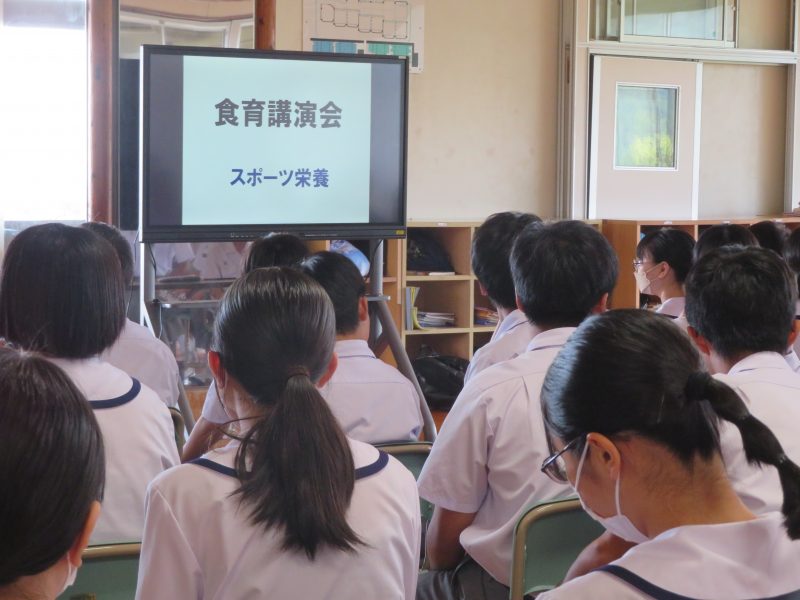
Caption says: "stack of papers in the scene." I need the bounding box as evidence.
[416,311,456,328]
[474,306,499,327]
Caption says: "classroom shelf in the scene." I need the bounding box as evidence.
[405,327,472,335]
[406,274,473,282]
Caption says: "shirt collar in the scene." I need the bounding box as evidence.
[525,327,577,353]
[492,309,529,341]
[334,339,376,359]
[729,351,793,375]
[656,296,685,318]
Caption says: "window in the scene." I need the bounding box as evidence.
[615,85,678,169]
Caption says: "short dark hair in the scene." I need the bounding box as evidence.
[685,246,797,359]
[0,223,125,358]
[244,233,309,274]
[472,212,542,310]
[300,251,366,335]
[81,221,135,285]
[541,309,800,539]
[636,228,695,284]
[0,348,105,586]
[694,224,758,262]
[510,220,618,328]
[749,221,789,257]
[785,228,800,295]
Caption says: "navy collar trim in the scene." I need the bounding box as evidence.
[90,378,141,409]
[598,565,800,600]
[191,450,390,481]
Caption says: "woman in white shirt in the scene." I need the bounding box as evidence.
[0,348,104,600]
[0,223,179,544]
[537,309,800,599]
[633,228,694,318]
[136,267,420,599]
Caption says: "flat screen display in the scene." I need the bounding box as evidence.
[141,45,408,242]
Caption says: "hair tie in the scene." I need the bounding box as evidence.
[285,366,310,382]
[684,371,712,402]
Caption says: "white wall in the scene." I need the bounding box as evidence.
[698,63,787,217]
[277,0,560,221]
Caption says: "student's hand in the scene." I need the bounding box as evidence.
[424,506,476,571]
[562,531,636,582]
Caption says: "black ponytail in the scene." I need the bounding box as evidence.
[688,373,800,539]
[214,267,362,559]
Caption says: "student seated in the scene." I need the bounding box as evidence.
[301,251,423,443]
[633,228,694,318]
[136,268,421,600]
[182,233,310,461]
[465,211,541,383]
[82,222,181,408]
[0,348,105,600]
[536,310,800,599]
[749,219,789,256]
[0,223,179,544]
[416,221,619,600]
[783,227,800,364]
[693,223,758,261]
[565,244,800,580]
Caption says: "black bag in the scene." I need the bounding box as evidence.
[412,347,468,411]
[406,230,455,273]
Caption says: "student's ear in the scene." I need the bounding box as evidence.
[586,433,621,480]
[317,352,338,388]
[687,326,712,356]
[590,293,610,314]
[68,500,101,568]
[788,326,798,350]
[208,350,226,389]
[357,296,369,322]
[478,282,489,297]
[515,294,524,313]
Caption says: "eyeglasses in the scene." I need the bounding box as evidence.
[540,436,583,484]
[632,259,646,269]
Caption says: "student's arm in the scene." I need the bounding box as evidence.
[562,532,635,582]
[136,485,202,600]
[182,416,223,463]
[425,506,476,570]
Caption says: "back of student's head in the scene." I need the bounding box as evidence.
[749,221,788,257]
[0,348,105,587]
[694,224,758,262]
[785,228,800,283]
[685,246,797,359]
[510,220,618,327]
[212,267,360,559]
[541,309,800,539]
[80,221,135,285]
[636,228,695,284]
[244,233,309,273]
[472,211,542,310]
[300,251,365,335]
[0,223,125,358]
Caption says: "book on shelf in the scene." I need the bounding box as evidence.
[404,286,456,330]
[474,306,499,327]
[407,270,457,276]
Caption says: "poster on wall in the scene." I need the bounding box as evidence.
[302,0,425,73]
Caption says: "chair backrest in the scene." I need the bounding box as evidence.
[508,498,604,600]
[58,543,141,600]
[375,441,433,521]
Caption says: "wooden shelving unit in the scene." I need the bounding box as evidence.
[603,216,800,309]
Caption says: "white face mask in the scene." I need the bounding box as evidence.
[61,554,77,594]
[634,264,659,295]
[573,441,649,544]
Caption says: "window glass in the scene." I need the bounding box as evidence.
[615,85,678,169]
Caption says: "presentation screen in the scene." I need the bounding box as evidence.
[141,45,408,242]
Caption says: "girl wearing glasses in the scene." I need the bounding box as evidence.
[537,309,800,599]
[633,228,694,318]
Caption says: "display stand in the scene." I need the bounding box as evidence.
[368,239,437,441]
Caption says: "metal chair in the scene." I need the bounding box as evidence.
[508,498,604,600]
[375,441,433,521]
[58,543,141,600]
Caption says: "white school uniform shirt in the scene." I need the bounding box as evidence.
[136,439,421,600]
[122,232,194,278]
[714,352,800,515]
[464,309,536,384]
[538,513,800,599]
[101,319,180,408]
[193,242,245,279]
[202,339,424,443]
[49,357,180,544]
[654,296,684,318]
[417,328,576,586]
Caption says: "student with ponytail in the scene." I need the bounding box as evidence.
[536,310,800,599]
[0,348,105,600]
[136,267,420,599]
